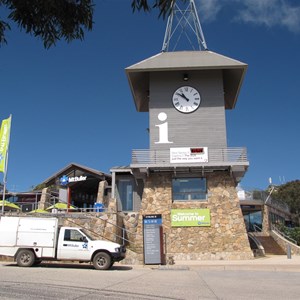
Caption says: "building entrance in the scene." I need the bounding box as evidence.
[243,211,262,232]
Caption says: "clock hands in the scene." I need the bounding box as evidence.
[176,92,190,102]
[173,86,200,113]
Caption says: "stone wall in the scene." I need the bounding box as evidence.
[262,205,271,235]
[61,197,121,243]
[62,213,119,242]
[96,180,109,207]
[38,188,51,210]
[123,171,253,263]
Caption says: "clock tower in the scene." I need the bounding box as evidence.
[127,51,247,156]
[112,0,253,263]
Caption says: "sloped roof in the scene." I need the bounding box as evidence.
[42,162,111,185]
[126,50,247,111]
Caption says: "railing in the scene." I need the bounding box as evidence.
[247,232,265,256]
[3,209,138,249]
[56,213,138,248]
[20,203,110,214]
[253,223,262,232]
[271,224,298,245]
[131,147,248,167]
[2,192,138,249]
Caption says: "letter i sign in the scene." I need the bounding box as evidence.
[155,112,173,144]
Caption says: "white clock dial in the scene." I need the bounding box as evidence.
[172,86,201,113]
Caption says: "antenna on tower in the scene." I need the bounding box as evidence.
[162,0,208,52]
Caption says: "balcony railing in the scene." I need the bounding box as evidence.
[131,147,248,167]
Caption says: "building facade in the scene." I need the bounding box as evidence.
[40,163,111,210]
[111,48,254,262]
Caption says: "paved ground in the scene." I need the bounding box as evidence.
[167,254,300,272]
[1,256,300,299]
[1,254,300,271]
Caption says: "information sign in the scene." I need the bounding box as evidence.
[143,214,163,264]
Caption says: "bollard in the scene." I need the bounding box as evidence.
[287,244,292,259]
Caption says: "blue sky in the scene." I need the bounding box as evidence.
[1,0,299,192]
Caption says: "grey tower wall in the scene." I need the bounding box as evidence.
[149,70,227,150]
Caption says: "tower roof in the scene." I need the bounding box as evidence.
[126,50,247,111]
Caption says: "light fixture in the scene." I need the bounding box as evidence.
[183,73,189,81]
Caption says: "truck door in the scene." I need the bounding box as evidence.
[57,229,91,261]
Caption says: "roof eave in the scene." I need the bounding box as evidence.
[126,64,248,112]
[42,163,111,185]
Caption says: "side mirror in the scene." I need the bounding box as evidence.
[80,236,88,243]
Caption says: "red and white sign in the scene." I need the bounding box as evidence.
[170,147,208,163]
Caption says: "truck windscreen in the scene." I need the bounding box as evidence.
[80,229,96,241]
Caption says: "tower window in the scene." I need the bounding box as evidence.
[172,178,207,201]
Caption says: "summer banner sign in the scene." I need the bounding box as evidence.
[171,209,211,227]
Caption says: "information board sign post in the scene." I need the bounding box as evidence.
[143,214,163,265]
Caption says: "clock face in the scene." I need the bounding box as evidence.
[172,86,201,113]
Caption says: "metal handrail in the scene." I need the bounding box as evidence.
[107,213,140,248]
[4,190,139,248]
[66,214,138,248]
[253,224,262,232]
[271,224,298,245]
[131,147,248,166]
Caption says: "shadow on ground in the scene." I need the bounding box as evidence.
[3,262,133,271]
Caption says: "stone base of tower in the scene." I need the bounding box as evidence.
[122,171,253,264]
[168,252,253,262]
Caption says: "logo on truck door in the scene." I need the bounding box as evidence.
[64,244,80,248]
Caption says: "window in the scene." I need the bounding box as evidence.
[118,179,133,211]
[172,177,206,201]
[64,229,85,242]
[243,211,262,232]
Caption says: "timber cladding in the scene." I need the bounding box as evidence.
[149,70,227,150]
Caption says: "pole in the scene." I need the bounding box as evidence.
[67,186,71,213]
[287,244,292,259]
[35,193,38,210]
[2,150,9,214]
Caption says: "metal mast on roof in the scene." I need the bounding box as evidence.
[162,0,208,52]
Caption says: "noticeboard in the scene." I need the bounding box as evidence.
[143,214,163,265]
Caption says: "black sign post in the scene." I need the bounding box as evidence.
[143,214,163,265]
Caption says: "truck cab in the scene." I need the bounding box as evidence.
[57,227,126,269]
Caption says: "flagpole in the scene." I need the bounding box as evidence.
[2,150,9,214]
[1,114,12,215]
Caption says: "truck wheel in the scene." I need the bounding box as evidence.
[93,252,111,270]
[16,249,35,267]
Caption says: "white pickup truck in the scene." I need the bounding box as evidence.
[0,216,126,270]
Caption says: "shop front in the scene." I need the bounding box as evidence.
[41,163,111,210]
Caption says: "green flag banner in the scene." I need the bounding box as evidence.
[0,116,11,173]
[171,209,211,227]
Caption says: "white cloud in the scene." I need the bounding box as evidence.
[196,0,222,22]
[279,3,300,32]
[236,0,300,33]
[194,0,300,33]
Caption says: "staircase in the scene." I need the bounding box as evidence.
[255,235,286,255]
